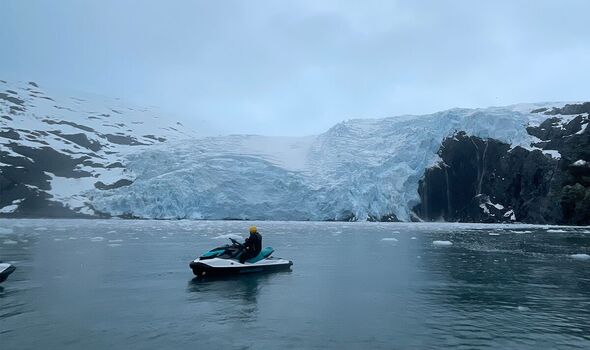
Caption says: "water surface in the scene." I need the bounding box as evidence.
[1,220,589,349]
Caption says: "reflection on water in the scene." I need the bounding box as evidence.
[186,274,269,322]
[418,228,590,348]
[0,220,589,349]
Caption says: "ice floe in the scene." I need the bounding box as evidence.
[433,240,453,246]
[570,254,590,261]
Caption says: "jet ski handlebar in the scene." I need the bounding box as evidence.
[229,237,244,247]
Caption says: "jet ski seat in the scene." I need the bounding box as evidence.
[247,247,274,263]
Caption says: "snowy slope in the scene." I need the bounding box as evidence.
[0,80,194,216]
[90,102,572,221]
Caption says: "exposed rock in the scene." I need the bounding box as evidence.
[103,133,147,146]
[49,131,102,152]
[94,179,133,190]
[415,103,590,225]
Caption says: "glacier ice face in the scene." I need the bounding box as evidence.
[90,103,564,221]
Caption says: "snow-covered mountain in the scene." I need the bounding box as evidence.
[1,80,588,224]
[0,80,194,217]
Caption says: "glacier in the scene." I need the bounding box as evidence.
[89,103,565,221]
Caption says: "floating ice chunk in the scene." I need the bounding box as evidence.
[107,230,117,234]
[3,239,18,245]
[517,306,530,311]
[108,243,122,247]
[90,236,105,242]
[381,237,398,242]
[547,229,567,233]
[34,227,48,231]
[108,239,123,243]
[489,232,500,236]
[69,237,77,240]
[0,227,13,234]
[53,238,63,241]
[433,240,453,246]
[570,254,590,261]
[411,237,417,240]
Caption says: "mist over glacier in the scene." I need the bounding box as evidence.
[89,103,562,221]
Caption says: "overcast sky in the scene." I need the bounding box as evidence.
[1,1,589,136]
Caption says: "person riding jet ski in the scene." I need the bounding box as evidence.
[189,226,292,277]
[239,226,262,263]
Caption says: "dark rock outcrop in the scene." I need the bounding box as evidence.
[415,103,590,225]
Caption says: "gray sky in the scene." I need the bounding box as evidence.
[1,1,589,136]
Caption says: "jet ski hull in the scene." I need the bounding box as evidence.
[190,258,292,277]
[0,263,16,283]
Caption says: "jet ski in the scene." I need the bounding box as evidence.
[0,262,16,283]
[189,237,292,277]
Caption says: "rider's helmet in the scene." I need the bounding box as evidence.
[249,226,257,234]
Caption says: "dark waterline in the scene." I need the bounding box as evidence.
[1,220,589,349]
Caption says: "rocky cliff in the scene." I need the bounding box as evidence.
[414,103,590,225]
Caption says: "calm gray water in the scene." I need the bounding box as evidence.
[1,220,589,349]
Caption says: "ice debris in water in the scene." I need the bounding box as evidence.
[381,237,398,242]
[517,306,530,312]
[411,237,417,240]
[3,239,18,245]
[34,227,48,231]
[0,227,13,234]
[547,229,567,233]
[108,239,123,243]
[90,236,105,242]
[570,254,590,261]
[489,232,500,236]
[433,240,453,247]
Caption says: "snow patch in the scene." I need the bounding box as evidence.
[0,204,18,213]
[542,150,561,159]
